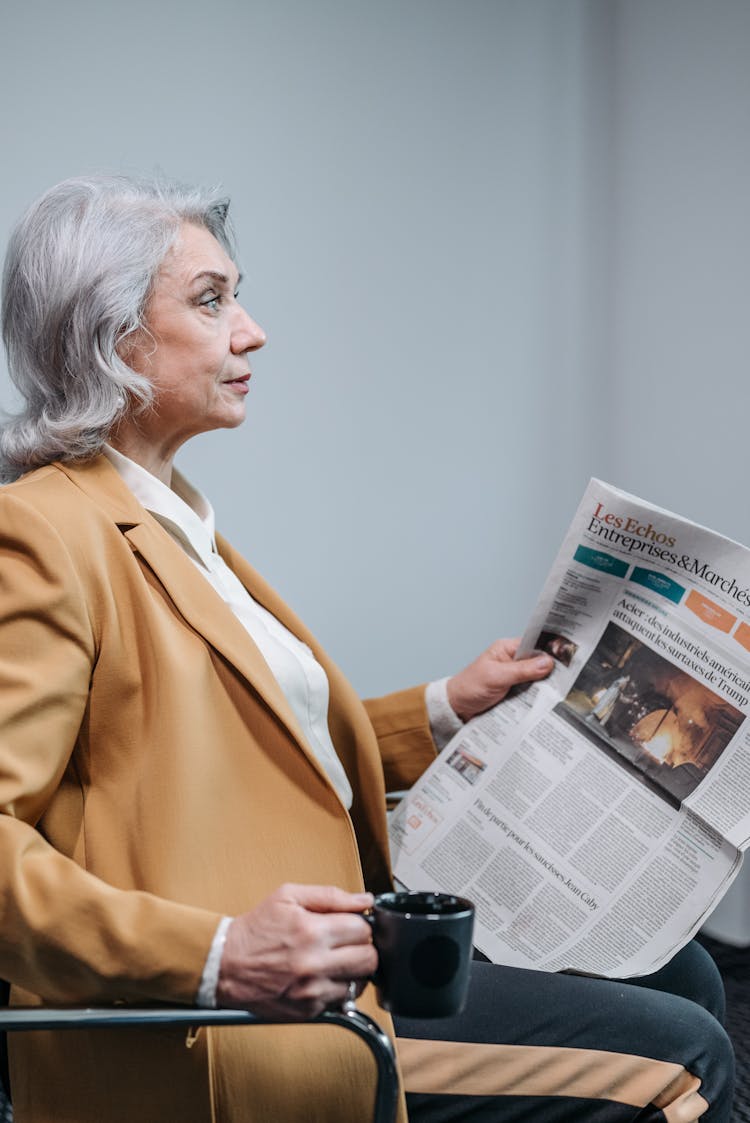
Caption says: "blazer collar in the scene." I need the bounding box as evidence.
[55,456,332,787]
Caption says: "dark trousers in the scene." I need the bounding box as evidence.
[394,940,734,1121]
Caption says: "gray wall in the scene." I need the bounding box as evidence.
[609,0,750,539]
[1,0,748,698]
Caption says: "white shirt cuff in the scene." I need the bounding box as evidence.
[425,677,464,751]
[197,915,234,1008]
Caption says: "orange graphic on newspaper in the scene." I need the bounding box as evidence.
[733,622,750,653]
[395,793,443,856]
[685,590,736,633]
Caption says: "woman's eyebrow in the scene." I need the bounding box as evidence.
[190,269,243,288]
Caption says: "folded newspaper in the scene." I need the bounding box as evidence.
[390,479,750,978]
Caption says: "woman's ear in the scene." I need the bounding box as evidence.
[115,324,156,372]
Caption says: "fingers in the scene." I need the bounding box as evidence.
[488,637,521,661]
[275,883,375,944]
[447,639,554,721]
[279,928,377,985]
[496,652,553,685]
[286,941,375,1015]
[277,968,371,1019]
[279,882,373,915]
[216,883,377,1018]
[316,943,377,983]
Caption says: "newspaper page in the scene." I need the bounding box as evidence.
[390,479,750,978]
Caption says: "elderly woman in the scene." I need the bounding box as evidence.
[0,176,734,1123]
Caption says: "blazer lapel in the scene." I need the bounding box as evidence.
[56,458,326,781]
[216,534,326,660]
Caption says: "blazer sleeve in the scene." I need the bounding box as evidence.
[363,685,437,793]
[0,494,222,1005]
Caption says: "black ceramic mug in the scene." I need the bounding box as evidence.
[365,890,475,1018]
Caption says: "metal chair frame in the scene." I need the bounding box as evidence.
[0,1002,399,1123]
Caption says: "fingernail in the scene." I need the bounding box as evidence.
[536,655,553,669]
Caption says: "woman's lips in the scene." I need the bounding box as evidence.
[224,373,251,393]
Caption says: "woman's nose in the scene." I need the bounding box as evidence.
[232,307,267,354]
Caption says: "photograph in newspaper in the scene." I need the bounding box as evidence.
[536,631,578,666]
[555,621,745,805]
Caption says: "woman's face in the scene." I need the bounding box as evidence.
[123,222,266,456]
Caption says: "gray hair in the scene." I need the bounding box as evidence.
[0,174,236,480]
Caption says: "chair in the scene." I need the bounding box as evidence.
[0,996,399,1123]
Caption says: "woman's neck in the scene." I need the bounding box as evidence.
[107,423,178,487]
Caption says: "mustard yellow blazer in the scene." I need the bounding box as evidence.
[0,455,436,1122]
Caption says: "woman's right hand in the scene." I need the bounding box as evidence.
[216,883,377,1019]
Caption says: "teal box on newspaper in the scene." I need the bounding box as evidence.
[574,545,629,579]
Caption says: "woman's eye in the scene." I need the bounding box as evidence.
[199,294,221,312]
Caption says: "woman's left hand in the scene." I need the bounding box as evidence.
[446,638,553,723]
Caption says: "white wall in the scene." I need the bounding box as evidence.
[0,0,604,694]
[608,0,750,544]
